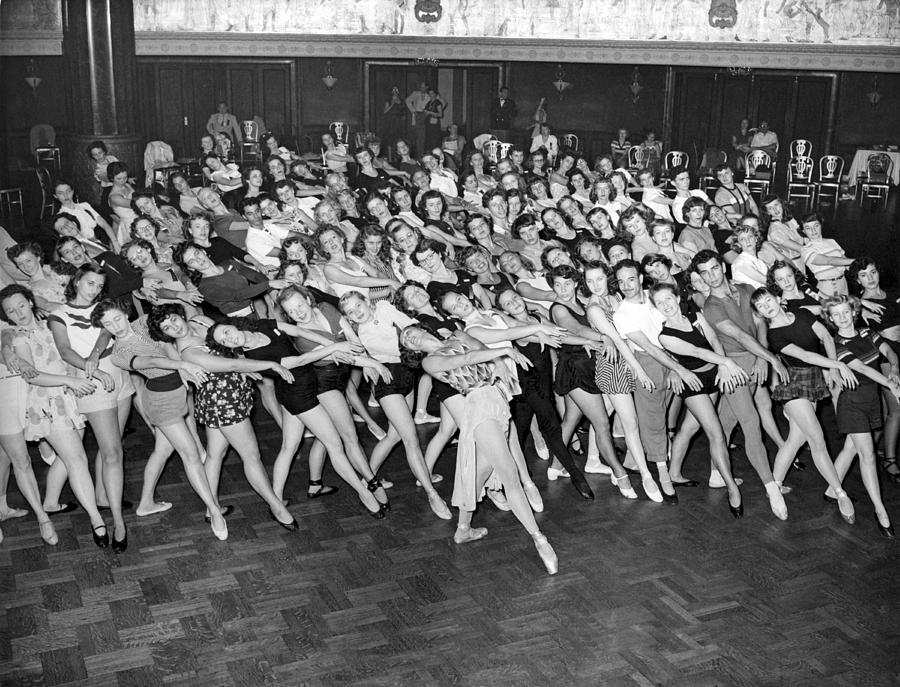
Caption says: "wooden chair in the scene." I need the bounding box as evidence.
[860,153,893,207]
[0,188,25,233]
[744,150,773,199]
[786,156,816,212]
[561,134,579,152]
[814,155,844,207]
[789,139,813,159]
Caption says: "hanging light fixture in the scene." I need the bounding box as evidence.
[629,67,643,104]
[322,61,338,92]
[24,59,42,96]
[553,64,573,100]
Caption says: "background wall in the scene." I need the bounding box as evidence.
[836,72,900,148]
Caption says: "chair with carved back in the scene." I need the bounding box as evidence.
[860,153,893,207]
[662,150,689,190]
[240,120,261,163]
[814,155,844,207]
[497,142,514,161]
[561,134,579,152]
[789,139,813,159]
[744,150,773,199]
[786,156,816,212]
[626,145,648,175]
[483,139,502,165]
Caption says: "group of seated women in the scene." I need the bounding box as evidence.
[0,127,895,579]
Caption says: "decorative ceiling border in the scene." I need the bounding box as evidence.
[0,31,63,55]
[2,30,897,72]
[133,34,899,73]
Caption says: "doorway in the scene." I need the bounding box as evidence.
[364,61,504,159]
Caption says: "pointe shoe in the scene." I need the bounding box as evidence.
[835,490,855,525]
[710,470,743,488]
[728,491,744,519]
[641,475,664,503]
[454,525,488,544]
[823,489,858,505]
[611,474,638,499]
[522,480,544,512]
[661,489,679,505]
[533,533,558,575]
[112,526,128,553]
[39,519,58,546]
[0,507,28,521]
[535,444,550,461]
[367,424,387,441]
[414,410,440,424]
[210,516,228,541]
[427,491,452,520]
[571,474,595,500]
[269,510,299,531]
[583,457,612,475]
[92,523,109,548]
[485,488,511,511]
[547,465,570,481]
[877,516,895,539]
[765,484,788,521]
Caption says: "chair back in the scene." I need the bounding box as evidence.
[626,145,647,170]
[483,139,502,164]
[35,167,55,221]
[561,134,579,151]
[817,155,843,183]
[29,124,56,150]
[789,139,813,158]
[240,120,260,143]
[866,153,893,184]
[664,150,689,173]
[498,142,513,160]
[745,150,772,177]
[329,122,349,146]
[788,156,815,184]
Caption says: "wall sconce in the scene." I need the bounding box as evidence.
[629,67,643,104]
[867,75,881,109]
[24,59,42,96]
[553,64,572,100]
[322,60,338,92]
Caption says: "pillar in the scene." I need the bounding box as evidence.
[62,0,143,204]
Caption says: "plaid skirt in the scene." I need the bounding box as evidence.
[771,365,829,403]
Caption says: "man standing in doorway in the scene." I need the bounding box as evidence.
[405,81,431,156]
[490,86,517,141]
[206,102,243,143]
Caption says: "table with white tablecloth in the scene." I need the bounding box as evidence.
[847,148,900,187]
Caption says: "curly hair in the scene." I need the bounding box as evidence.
[7,241,43,265]
[276,260,308,282]
[171,241,207,286]
[821,294,862,330]
[205,317,260,358]
[351,224,391,263]
[582,260,618,298]
[120,238,158,268]
[540,245,572,273]
[279,235,314,264]
[765,260,808,297]
[846,256,879,297]
[276,284,316,316]
[89,298,129,328]
[184,213,213,240]
[147,303,187,342]
[313,224,348,260]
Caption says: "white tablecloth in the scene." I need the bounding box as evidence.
[847,149,900,186]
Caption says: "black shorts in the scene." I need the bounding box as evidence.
[679,366,719,398]
[314,363,351,395]
[372,362,416,401]
[836,384,883,435]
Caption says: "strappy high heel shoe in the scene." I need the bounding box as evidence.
[91,523,109,548]
[367,477,390,511]
[611,473,638,499]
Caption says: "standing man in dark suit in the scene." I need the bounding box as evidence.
[490,86,517,142]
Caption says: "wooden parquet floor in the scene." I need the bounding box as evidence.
[1,403,899,687]
[2,197,900,687]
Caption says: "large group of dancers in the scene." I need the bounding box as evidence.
[0,118,896,577]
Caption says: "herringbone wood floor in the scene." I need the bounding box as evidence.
[3,198,900,686]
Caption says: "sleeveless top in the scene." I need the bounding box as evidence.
[660,313,713,371]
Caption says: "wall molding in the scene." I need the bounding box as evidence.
[133,33,899,73]
[2,30,897,72]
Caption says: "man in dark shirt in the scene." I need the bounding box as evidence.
[490,86,517,141]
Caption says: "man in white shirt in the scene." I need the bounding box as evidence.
[749,120,778,158]
[240,197,297,274]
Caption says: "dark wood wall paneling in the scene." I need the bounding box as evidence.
[836,72,900,148]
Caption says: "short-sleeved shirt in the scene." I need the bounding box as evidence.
[766,309,821,368]
[356,300,417,363]
[801,238,846,281]
[111,316,172,379]
[47,302,111,359]
[678,226,716,254]
[836,328,885,385]
[702,283,757,355]
[613,294,666,352]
